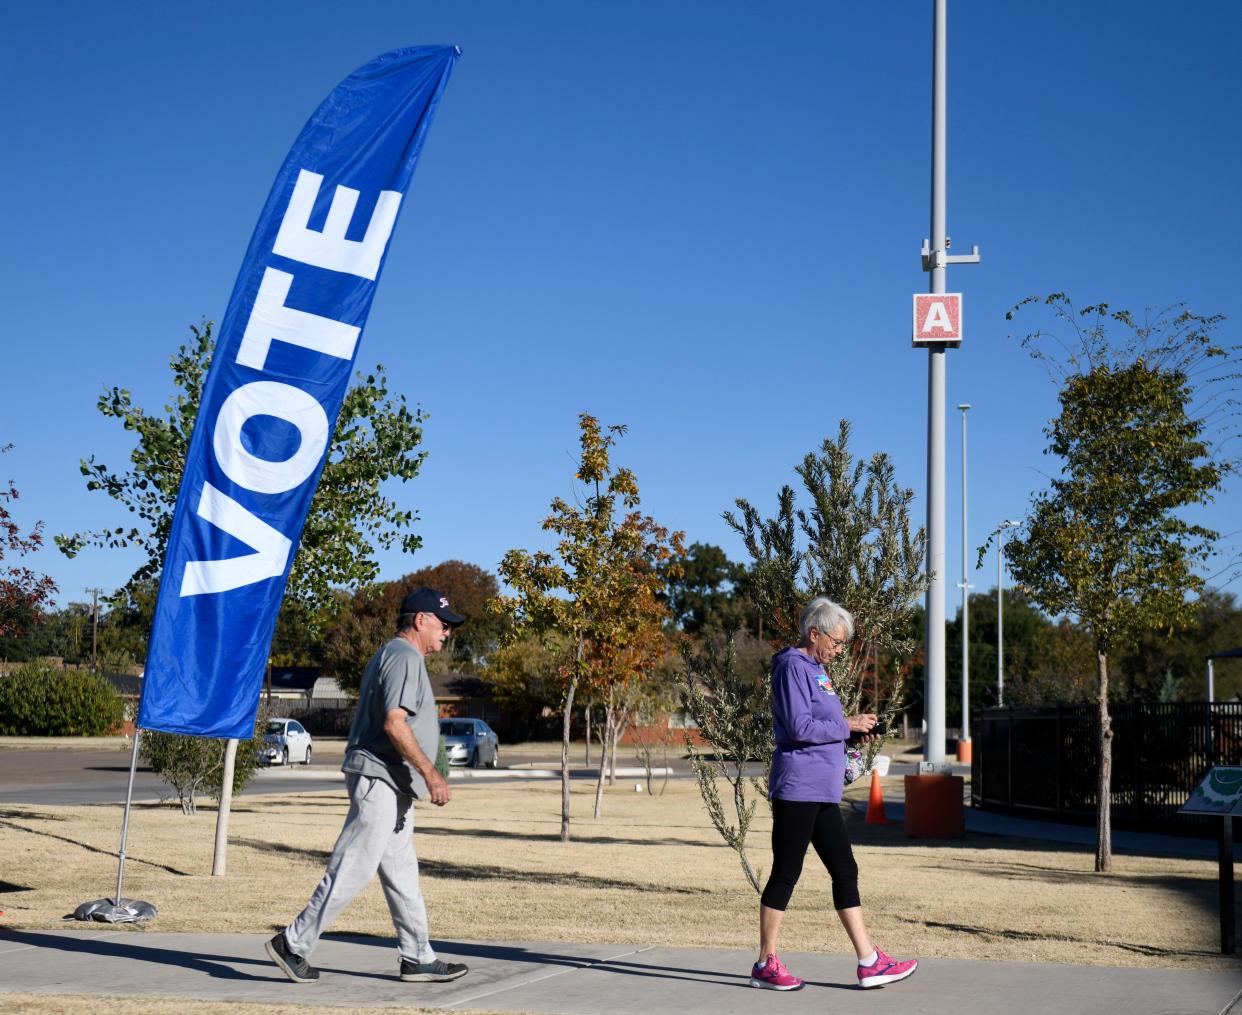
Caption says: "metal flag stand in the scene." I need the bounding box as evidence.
[73,729,156,923]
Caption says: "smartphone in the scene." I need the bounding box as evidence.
[849,719,887,743]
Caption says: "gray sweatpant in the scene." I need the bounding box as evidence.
[284,773,436,964]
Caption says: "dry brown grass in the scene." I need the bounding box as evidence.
[1,778,1236,972]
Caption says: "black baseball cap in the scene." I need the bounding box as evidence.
[399,587,465,627]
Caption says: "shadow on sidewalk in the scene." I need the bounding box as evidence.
[337,934,860,991]
[0,928,265,981]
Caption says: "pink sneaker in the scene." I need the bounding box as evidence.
[857,947,918,988]
[750,953,804,990]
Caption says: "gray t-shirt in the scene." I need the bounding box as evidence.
[341,637,439,799]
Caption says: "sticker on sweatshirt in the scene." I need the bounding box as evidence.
[816,669,837,696]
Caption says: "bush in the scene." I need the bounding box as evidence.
[0,661,125,736]
[140,701,270,815]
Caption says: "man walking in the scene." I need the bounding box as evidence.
[266,587,469,985]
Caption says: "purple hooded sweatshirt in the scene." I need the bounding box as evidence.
[768,646,851,802]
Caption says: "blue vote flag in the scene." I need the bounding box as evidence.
[138,46,459,738]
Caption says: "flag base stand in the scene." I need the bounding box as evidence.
[72,897,156,924]
[74,729,156,925]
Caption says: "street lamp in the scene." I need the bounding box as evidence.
[997,519,1020,707]
[957,404,972,762]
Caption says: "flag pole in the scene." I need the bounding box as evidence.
[114,729,141,902]
[73,728,156,923]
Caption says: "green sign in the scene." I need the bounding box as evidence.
[1182,767,1242,815]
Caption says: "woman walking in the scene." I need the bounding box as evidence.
[750,596,918,991]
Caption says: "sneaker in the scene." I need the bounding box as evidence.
[265,931,318,984]
[400,957,469,982]
[749,953,804,990]
[857,947,918,988]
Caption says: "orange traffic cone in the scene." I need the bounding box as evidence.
[865,770,889,825]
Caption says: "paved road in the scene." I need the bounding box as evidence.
[1,930,1239,1015]
[0,744,768,805]
[0,742,942,806]
[0,744,349,805]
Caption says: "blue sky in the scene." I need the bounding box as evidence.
[3,0,1240,612]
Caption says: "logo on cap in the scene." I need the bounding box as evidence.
[440,596,449,609]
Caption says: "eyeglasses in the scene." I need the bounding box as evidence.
[815,628,850,649]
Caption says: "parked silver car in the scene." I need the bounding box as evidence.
[261,718,313,766]
[439,718,500,768]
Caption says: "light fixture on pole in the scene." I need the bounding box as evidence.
[957,404,972,763]
[996,519,1020,707]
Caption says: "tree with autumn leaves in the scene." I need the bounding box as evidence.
[1,444,57,638]
[494,414,684,841]
[320,560,504,691]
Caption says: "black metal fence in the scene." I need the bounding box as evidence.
[282,698,356,736]
[971,703,1242,836]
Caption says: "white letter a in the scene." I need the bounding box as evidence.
[180,483,292,596]
[921,301,953,333]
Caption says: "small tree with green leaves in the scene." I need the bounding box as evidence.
[494,414,683,841]
[141,703,269,815]
[57,321,427,619]
[56,320,429,806]
[725,420,928,768]
[681,634,774,892]
[995,295,1240,872]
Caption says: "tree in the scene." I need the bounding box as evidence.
[726,420,928,754]
[56,321,428,620]
[482,629,571,740]
[681,633,775,892]
[494,414,684,841]
[94,579,159,670]
[1116,588,1242,701]
[140,704,269,815]
[322,560,503,693]
[1,444,57,638]
[55,320,429,810]
[663,542,753,635]
[997,295,1240,872]
[585,564,672,817]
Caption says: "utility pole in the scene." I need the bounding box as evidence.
[920,0,980,767]
[85,587,104,674]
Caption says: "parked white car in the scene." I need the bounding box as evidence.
[261,718,313,766]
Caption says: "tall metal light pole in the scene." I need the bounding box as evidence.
[957,405,972,761]
[921,0,979,766]
[996,519,1019,707]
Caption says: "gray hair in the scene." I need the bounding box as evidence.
[798,597,854,643]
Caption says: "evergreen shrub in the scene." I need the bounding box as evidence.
[0,660,125,736]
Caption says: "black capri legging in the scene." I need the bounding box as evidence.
[760,798,860,912]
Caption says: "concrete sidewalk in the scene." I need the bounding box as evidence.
[1,929,1239,1014]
